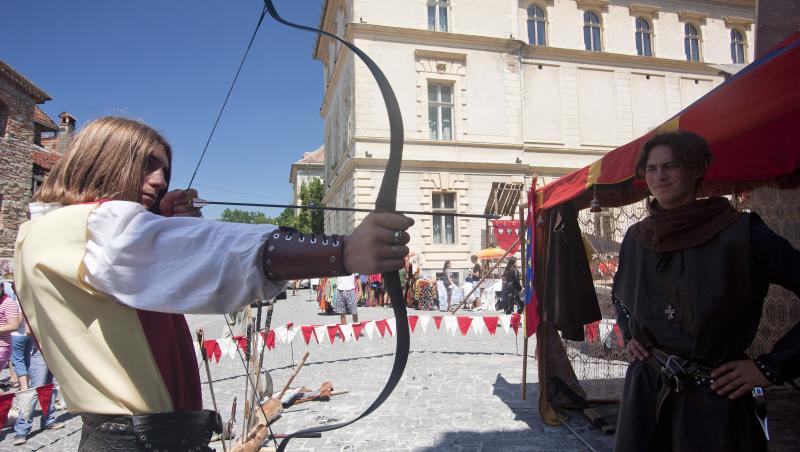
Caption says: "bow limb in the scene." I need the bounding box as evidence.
[265,2,409,451]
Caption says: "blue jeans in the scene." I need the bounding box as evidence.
[11,335,33,377]
[14,350,58,437]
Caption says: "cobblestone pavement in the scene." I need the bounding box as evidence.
[0,292,614,451]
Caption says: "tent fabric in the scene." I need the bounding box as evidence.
[537,31,800,211]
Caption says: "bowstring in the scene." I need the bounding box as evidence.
[186,4,268,189]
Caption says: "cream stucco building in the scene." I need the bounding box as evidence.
[289,145,325,209]
[312,0,754,279]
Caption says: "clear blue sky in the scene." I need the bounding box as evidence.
[2,1,324,219]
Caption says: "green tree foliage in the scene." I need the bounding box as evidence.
[218,208,271,224]
[297,177,325,234]
[275,208,297,229]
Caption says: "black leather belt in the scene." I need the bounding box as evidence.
[647,348,715,421]
[80,410,222,451]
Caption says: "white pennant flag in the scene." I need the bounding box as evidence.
[419,315,431,334]
[599,319,615,342]
[339,324,354,342]
[286,326,298,343]
[444,316,458,336]
[193,341,200,360]
[499,315,512,334]
[387,318,396,336]
[313,325,328,346]
[274,326,288,344]
[471,318,485,335]
[364,321,377,340]
[219,338,237,359]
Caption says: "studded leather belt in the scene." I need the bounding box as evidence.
[80,410,222,452]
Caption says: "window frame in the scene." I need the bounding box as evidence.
[432,191,457,245]
[634,16,653,56]
[427,0,450,32]
[684,23,701,62]
[526,4,547,46]
[730,29,747,64]
[428,82,455,141]
[583,10,603,52]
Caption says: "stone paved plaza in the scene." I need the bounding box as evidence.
[0,292,614,451]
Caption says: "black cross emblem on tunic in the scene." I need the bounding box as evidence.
[664,304,676,320]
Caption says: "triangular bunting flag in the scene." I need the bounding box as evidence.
[510,313,522,335]
[203,339,222,363]
[274,326,288,344]
[444,316,458,336]
[35,383,54,421]
[0,393,14,427]
[456,316,472,336]
[613,324,625,347]
[232,335,247,353]
[262,330,276,350]
[483,316,499,335]
[408,315,418,333]
[327,325,343,344]
[471,318,485,335]
[364,321,376,340]
[352,322,364,341]
[286,326,298,343]
[499,315,512,334]
[339,324,354,342]
[375,319,388,338]
[433,316,443,330]
[219,338,238,359]
[419,315,431,333]
[300,325,318,345]
[314,325,328,345]
[386,318,396,337]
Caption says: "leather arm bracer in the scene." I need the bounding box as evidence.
[262,226,349,281]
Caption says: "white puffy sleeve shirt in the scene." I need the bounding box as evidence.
[35,201,285,314]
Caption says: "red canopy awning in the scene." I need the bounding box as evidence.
[536,32,800,211]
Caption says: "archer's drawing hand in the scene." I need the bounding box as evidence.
[625,338,649,363]
[160,189,203,217]
[711,359,771,399]
[343,213,413,275]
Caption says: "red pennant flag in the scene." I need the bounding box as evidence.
[584,321,600,343]
[375,319,388,338]
[301,325,318,345]
[408,315,418,333]
[261,331,276,350]
[0,393,14,427]
[286,322,293,329]
[233,335,247,353]
[433,316,443,330]
[613,324,625,347]
[203,340,222,363]
[352,322,364,341]
[483,316,499,335]
[510,313,522,335]
[36,383,55,421]
[327,325,343,344]
[456,316,472,336]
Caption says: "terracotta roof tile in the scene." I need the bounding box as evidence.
[296,145,324,164]
[34,106,57,131]
[32,149,61,170]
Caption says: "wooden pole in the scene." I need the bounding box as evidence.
[197,329,228,452]
[520,204,529,400]
[277,351,310,401]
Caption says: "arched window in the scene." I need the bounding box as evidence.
[730,29,746,64]
[583,11,602,52]
[527,5,546,46]
[684,23,701,61]
[635,17,653,56]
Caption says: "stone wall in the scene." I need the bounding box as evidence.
[0,74,38,262]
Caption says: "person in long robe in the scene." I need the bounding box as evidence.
[612,130,800,452]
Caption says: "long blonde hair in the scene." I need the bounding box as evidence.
[34,117,172,206]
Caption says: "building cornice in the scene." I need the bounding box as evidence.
[678,10,710,24]
[628,4,662,17]
[521,44,722,75]
[723,16,754,29]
